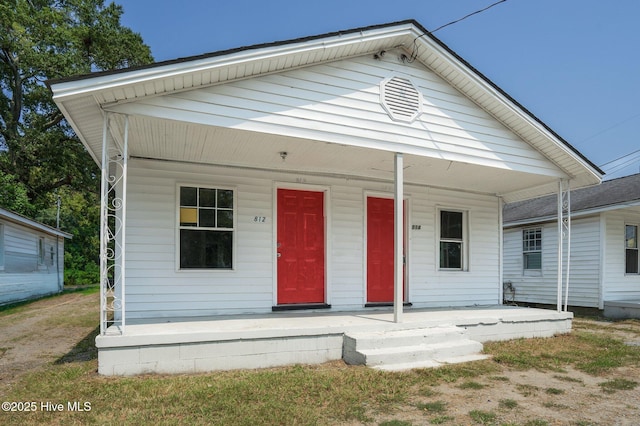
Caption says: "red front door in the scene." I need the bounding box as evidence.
[367,197,405,303]
[277,189,325,304]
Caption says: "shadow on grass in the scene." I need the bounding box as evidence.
[55,325,99,364]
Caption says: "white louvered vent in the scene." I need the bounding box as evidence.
[380,76,423,123]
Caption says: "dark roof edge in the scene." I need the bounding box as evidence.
[46,20,418,87]
[46,19,602,175]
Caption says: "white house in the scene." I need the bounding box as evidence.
[49,20,602,375]
[503,173,640,317]
[0,208,72,305]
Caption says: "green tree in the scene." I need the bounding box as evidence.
[0,0,153,283]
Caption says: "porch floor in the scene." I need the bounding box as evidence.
[98,305,572,349]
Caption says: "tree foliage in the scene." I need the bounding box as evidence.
[0,0,153,283]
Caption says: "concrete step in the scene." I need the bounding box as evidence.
[357,339,483,366]
[344,325,464,352]
[372,354,490,372]
[343,326,485,370]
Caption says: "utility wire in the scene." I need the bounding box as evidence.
[600,147,640,168]
[408,0,509,62]
[431,0,509,34]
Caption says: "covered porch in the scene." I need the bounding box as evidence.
[96,304,572,375]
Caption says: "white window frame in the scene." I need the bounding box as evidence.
[522,227,542,276]
[176,184,237,271]
[625,224,639,275]
[437,208,468,271]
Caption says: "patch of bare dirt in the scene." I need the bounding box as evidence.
[0,290,99,398]
[370,319,640,426]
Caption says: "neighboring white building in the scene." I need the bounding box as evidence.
[0,208,72,305]
[503,173,640,314]
[49,20,602,374]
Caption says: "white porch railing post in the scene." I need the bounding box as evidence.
[394,153,404,323]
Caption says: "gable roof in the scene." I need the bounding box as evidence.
[504,173,640,225]
[0,208,73,239]
[48,20,602,202]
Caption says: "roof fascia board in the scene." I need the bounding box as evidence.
[414,34,602,182]
[504,200,640,227]
[50,24,416,102]
[0,209,73,239]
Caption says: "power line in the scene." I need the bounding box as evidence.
[600,148,640,168]
[431,0,509,34]
[579,112,640,145]
[408,0,510,62]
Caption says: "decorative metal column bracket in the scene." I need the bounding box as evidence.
[100,113,129,335]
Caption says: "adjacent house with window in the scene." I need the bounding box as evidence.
[48,20,603,375]
[503,173,640,316]
[0,208,72,306]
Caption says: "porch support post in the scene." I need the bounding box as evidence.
[562,180,571,312]
[99,113,109,335]
[557,179,571,312]
[99,114,128,335]
[120,115,129,328]
[394,153,404,323]
[557,180,563,312]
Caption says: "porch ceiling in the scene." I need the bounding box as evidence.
[113,115,555,198]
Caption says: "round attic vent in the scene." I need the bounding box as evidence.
[380,76,423,123]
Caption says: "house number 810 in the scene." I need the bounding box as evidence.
[253,216,266,223]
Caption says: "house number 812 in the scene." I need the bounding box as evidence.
[253,216,266,223]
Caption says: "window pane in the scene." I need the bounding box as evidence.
[217,210,233,228]
[199,188,217,207]
[441,211,463,239]
[626,249,639,274]
[626,225,637,249]
[180,229,232,269]
[199,209,216,227]
[180,187,197,206]
[524,252,542,270]
[440,241,462,269]
[218,189,233,209]
[180,207,198,226]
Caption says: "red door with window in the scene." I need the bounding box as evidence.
[367,197,405,303]
[277,189,325,304]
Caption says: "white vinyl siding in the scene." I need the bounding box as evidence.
[503,216,602,308]
[0,220,65,306]
[111,54,561,179]
[0,223,4,270]
[602,210,640,301]
[124,158,502,319]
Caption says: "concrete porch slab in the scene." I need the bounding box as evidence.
[95,305,573,376]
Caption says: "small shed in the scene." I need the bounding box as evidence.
[0,208,72,305]
[503,173,640,316]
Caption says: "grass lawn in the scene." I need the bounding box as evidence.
[2,293,640,425]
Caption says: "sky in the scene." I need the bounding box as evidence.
[115,0,640,180]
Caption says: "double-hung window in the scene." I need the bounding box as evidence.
[626,224,639,274]
[439,210,466,270]
[179,186,234,269]
[523,228,542,272]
